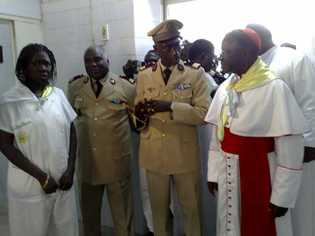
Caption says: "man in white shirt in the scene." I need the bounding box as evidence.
[247,23,315,236]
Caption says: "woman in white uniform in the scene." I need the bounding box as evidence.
[0,44,78,236]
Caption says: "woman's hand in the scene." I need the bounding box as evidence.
[39,174,59,194]
[58,168,74,191]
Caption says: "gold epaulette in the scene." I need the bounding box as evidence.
[120,75,136,84]
[69,74,88,84]
[139,62,157,72]
[139,66,147,71]
[191,63,201,69]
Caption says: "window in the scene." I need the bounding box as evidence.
[165,0,315,53]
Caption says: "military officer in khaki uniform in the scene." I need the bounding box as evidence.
[135,20,211,236]
[68,46,135,236]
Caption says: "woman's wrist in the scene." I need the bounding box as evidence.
[36,171,48,186]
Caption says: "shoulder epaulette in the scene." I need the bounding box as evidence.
[152,62,157,71]
[127,78,136,84]
[139,62,157,72]
[184,61,192,66]
[139,66,148,71]
[191,63,201,69]
[69,74,88,84]
[177,63,184,71]
[120,75,136,85]
[109,78,116,85]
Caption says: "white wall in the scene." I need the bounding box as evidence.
[42,0,163,90]
[42,0,136,90]
[42,0,92,90]
[14,20,43,54]
[0,0,41,19]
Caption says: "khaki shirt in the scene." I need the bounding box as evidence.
[68,72,136,184]
[135,60,211,174]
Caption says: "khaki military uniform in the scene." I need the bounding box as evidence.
[135,60,211,236]
[68,72,135,236]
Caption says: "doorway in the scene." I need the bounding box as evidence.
[0,19,15,210]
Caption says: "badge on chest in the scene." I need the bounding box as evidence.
[17,131,28,144]
[175,83,191,90]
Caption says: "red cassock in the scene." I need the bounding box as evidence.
[221,128,276,236]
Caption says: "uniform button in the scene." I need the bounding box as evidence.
[162,120,166,123]
[163,92,167,96]
[162,134,166,137]
[228,205,232,208]
[227,228,231,231]
[93,147,96,151]
[94,117,98,121]
[93,133,96,137]
[228,220,231,223]
[95,102,99,106]
[228,213,232,216]
[227,156,231,159]
[228,196,232,199]
[228,165,231,168]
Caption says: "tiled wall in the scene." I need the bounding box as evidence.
[42,0,95,90]
[42,0,162,90]
[42,0,137,90]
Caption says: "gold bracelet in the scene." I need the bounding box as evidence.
[42,174,49,189]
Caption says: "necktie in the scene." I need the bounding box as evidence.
[163,68,172,85]
[95,80,103,97]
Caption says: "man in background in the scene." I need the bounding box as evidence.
[188,38,218,235]
[188,39,218,94]
[68,46,135,236]
[247,23,315,236]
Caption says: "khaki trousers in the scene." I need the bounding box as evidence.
[80,178,133,236]
[146,170,201,236]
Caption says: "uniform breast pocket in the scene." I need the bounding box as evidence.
[172,89,193,103]
[107,97,128,113]
[73,96,86,116]
[144,86,160,100]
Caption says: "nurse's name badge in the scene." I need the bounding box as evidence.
[17,131,28,144]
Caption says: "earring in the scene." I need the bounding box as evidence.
[19,72,26,82]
